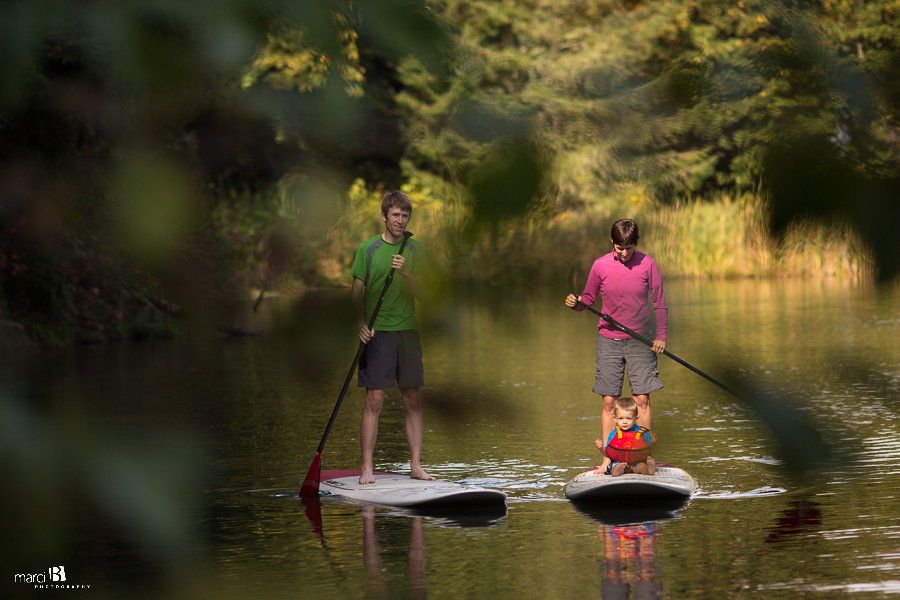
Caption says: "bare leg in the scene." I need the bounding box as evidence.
[634,393,653,430]
[598,395,619,470]
[401,387,435,481]
[360,388,385,484]
[634,395,655,475]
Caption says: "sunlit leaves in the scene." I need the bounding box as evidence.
[242,15,365,97]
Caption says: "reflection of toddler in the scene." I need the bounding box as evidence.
[593,397,657,476]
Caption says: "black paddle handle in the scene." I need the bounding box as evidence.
[574,297,744,400]
[314,231,414,454]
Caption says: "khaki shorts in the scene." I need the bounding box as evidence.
[592,335,663,397]
[358,330,424,389]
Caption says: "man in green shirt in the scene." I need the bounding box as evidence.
[350,190,434,485]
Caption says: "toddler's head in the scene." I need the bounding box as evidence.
[613,397,639,430]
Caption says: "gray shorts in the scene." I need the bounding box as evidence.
[592,335,663,397]
[357,330,424,389]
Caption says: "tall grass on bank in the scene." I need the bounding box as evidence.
[777,220,872,278]
[296,182,873,291]
[644,193,774,278]
[644,192,870,279]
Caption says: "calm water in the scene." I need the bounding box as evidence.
[4,279,900,599]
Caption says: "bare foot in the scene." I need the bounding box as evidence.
[594,438,604,451]
[610,462,626,477]
[633,462,649,475]
[359,470,376,485]
[410,467,436,481]
[646,456,656,476]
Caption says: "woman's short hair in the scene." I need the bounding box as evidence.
[611,219,640,246]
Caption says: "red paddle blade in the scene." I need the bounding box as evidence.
[300,452,322,497]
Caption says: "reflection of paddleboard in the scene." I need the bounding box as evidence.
[563,464,697,501]
[320,470,507,508]
[570,498,688,526]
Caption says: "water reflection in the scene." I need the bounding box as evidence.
[571,498,689,527]
[289,494,508,598]
[300,497,324,539]
[601,522,662,600]
[362,505,426,600]
[571,500,688,600]
[298,494,508,539]
[338,502,507,599]
[764,497,822,547]
[6,280,900,598]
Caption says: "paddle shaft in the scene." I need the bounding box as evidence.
[575,298,744,401]
[301,231,413,494]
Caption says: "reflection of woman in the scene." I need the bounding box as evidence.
[565,219,668,472]
[602,523,661,599]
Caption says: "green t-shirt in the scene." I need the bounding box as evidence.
[351,234,427,331]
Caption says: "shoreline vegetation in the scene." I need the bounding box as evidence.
[0,174,873,351]
[309,177,872,292]
[1,0,893,347]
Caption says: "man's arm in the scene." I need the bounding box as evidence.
[351,277,373,343]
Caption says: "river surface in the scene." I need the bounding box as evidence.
[5,279,900,599]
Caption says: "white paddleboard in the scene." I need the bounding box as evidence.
[564,463,697,501]
[320,470,508,508]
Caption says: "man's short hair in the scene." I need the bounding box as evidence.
[381,190,413,216]
[611,219,640,246]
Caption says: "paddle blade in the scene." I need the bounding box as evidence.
[300,452,322,497]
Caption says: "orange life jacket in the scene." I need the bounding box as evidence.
[605,427,653,464]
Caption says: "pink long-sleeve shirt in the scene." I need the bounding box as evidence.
[576,250,668,342]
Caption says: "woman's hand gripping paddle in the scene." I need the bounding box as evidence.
[574,298,746,398]
[572,297,825,473]
[300,231,414,496]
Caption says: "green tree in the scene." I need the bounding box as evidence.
[0,0,471,343]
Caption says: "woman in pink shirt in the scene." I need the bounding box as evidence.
[565,219,668,472]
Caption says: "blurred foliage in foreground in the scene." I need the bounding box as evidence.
[0,0,898,346]
[1,2,897,594]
